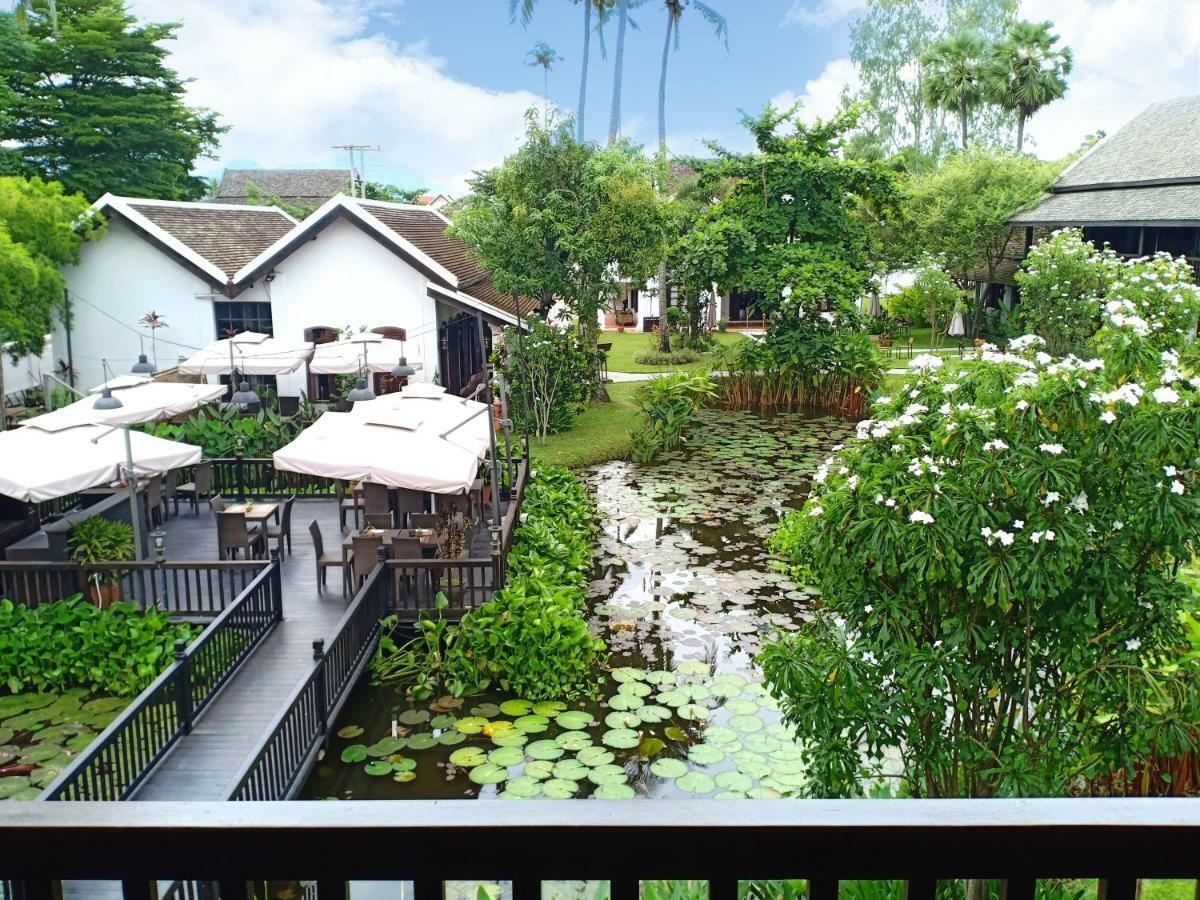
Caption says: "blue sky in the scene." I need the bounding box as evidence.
[129,0,1200,194]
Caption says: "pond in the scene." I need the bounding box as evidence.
[0,690,129,800]
[300,409,852,800]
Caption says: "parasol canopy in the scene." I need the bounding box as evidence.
[178,332,313,376]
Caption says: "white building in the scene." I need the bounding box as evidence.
[599,278,767,334]
[59,194,523,401]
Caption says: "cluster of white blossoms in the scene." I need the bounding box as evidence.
[1104,299,1152,336]
[908,354,943,372]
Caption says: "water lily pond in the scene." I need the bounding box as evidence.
[0,690,129,800]
[300,410,852,800]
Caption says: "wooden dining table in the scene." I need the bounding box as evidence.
[340,527,439,569]
[225,501,280,525]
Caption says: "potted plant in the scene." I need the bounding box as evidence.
[68,517,135,609]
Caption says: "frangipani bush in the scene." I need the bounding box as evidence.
[761,326,1200,798]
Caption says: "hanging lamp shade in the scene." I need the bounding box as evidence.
[231,380,261,410]
[346,377,376,403]
[92,387,124,411]
[391,357,416,378]
[130,354,156,375]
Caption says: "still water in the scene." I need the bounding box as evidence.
[299,410,852,801]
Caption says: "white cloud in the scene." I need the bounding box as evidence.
[1017,0,1200,158]
[128,0,542,193]
[770,58,859,125]
[783,0,867,28]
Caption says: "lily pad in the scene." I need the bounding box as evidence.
[456,716,489,734]
[499,699,533,716]
[612,667,647,683]
[675,660,711,677]
[392,771,417,784]
[686,743,726,766]
[604,711,641,729]
[601,728,640,749]
[398,709,430,726]
[554,711,594,731]
[635,705,671,724]
[502,776,543,799]
[555,731,593,751]
[747,787,783,800]
[0,776,33,799]
[607,694,644,712]
[593,782,635,799]
[488,746,525,767]
[576,746,615,767]
[715,771,753,792]
[525,740,564,761]
[438,730,468,746]
[645,670,678,685]
[704,727,740,747]
[449,747,487,767]
[430,714,457,730]
[541,778,579,798]
[336,725,364,739]
[391,758,417,772]
[470,703,501,717]
[406,732,439,751]
[524,760,555,780]
[514,715,549,734]
[490,731,528,748]
[728,715,763,733]
[587,764,627,786]
[649,757,688,779]
[675,771,716,794]
[663,726,689,742]
[366,737,406,757]
[616,681,651,698]
[468,763,509,785]
[531,701,567,716]
[677,704,709,721]
[637,737,665,759]
[552,758,589,781]
[340,744,368,763]
[364,761,393,776]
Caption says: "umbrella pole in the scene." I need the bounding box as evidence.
[123,424,146,561]
[475,313,503,531]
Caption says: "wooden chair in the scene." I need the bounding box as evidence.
[362,482,390,519]
[217,511,263,560]
[310,520,348,595]
[389,536,425,601]
[442,493,472,523]
[351,533,384,590]
[364,512,394,530]
[410,512,439,531]
[210,495,227,514]
[146,475,166,528]
[394,489,428,530]
[266,496,296,558]
[597,341,612,381]
[175,462,212,515]
[336,481,362,532]
[162,470,177,519]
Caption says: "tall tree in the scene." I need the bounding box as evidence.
[0,0,224,200]
[0,175,103,423]
[653,0,726,350]
[607,0,631,144]
[526,40,563,118]
[987,20,1072,153]
[921,30,988,149]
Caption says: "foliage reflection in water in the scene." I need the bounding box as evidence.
[299,410,852,800]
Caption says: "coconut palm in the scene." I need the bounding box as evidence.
[526,41,563,119]
[921,31,988,150]
[607,0,631,144]
[987,20,1072,153]
[509,1,611,143]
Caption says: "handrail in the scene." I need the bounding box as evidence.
[226,555,392,801]
[0,799,1198,900]
[40,557,283,801]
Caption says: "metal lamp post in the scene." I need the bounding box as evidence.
[92,359,146,561]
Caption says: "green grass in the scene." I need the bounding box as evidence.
[526,382,641,469]
[602,331,748,373]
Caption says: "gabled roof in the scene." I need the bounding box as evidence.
[355,200,520,316]
[92,195,298,284]
[214,168,354,204]
[1010,96,1200,228]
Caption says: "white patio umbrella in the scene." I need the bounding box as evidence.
[273,411,482,495]
[351,389,491,459]
[0,421,201,503]
[178,332,313,376]
[308,335,423,375]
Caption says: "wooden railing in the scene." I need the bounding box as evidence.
[387,556,495,619]
[226,554,392,801]
[0,559,266,617]
[196,459,338,499]
[0,799,1198,899]
[33,492,82,523]
[40,558,283,802]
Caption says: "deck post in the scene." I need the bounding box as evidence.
[268,550,283,623]
[312,639,327,734]
[174,640,193,735]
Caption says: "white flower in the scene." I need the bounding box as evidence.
[1009,334,1046,351]
[1046,530,1056,541]
[884,498,896,508]
[909,510,935,524]
[996,530,1014,546]
[1102,383,1143,407]
[864,604,873,614]
[1013,519,1024,529]
[982,439,1008,452]
[808,505,824,517]
[1069,492,1089,513]
[1015,400,1030,411]
[909,354,944,372]
[1042,491,1061,507]
[980,526,993,538]
[1171,480,1185,495]
[1039,443,1065,456]
[1164,465,1177,477]
[1035,351,1052,366]
[1100,410,1117,423]
[1112,521,1124,531]
[1153,386,1180,404]
[941,382,960,393]
[780,192,795,204]
[1125,638,1142,652]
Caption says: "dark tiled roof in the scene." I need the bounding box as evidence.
[215,169,353,204]
[1056,96,1200,190]
[357,202,523,316]
[1011,183,1200,227]
[126,203,296,279]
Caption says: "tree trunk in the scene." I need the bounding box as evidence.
[960,100,969,149]
[656,13,674,355]
[607,0,628,145]
[657,265,671,353]
[1016,112,1026,154]
[0,350,6,433]
[577,0,590,142]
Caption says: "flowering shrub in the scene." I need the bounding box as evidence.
[762,332,1200,798]
[494,319,600,438]
[883,263,965,347]
[1014,229,1118,355]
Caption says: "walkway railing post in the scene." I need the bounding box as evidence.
[174,640,193,735]
[269,550,283,624]
[312,639,327,734]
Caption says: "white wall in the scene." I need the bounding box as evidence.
[2,335,53,397]
[235,217,442,396]
[57,219,217,390]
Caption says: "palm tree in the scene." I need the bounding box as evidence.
[654,0,726,351]
[607,0,632,144]
[987,20,1072,153]
[13,0,57,33]
[921,31,988,150]
[510,1,610,143]
[526,41,563,120]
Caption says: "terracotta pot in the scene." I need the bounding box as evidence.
[86,581,121,610]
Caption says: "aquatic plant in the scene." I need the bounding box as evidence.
[630,371,717,464]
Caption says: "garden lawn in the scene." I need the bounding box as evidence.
[602,331,747,374]
[527,382,640,469]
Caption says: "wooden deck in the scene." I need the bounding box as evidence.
[132,499,362,801]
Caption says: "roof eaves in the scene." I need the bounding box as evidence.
[94,194,231,284]
[428,283,524,328]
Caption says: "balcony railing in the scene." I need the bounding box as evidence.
[40,557,283,801]
[0,799,1197,899]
